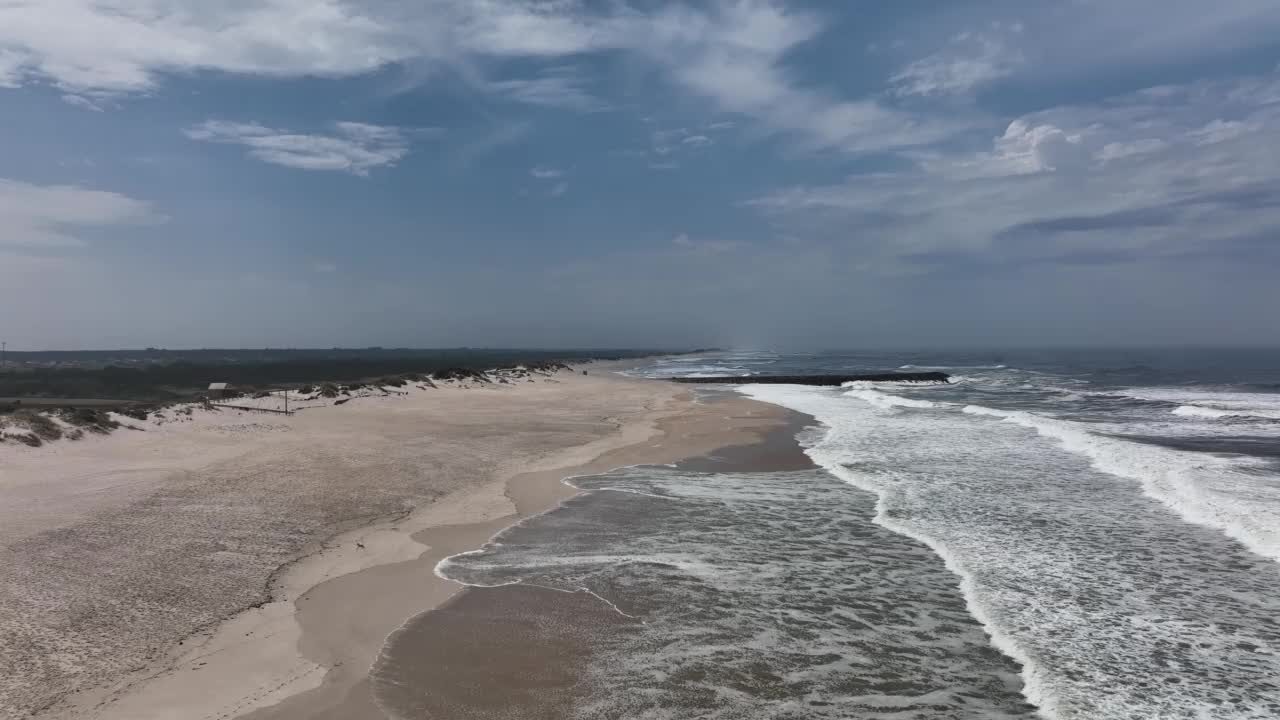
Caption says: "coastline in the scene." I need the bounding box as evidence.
[366,401,830,720]
[7,364,788,720]
[238,386,791,720]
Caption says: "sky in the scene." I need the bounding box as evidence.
[2,0,1280,350]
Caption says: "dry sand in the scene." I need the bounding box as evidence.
[0,368,785,720]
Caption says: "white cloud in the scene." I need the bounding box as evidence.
[916,120,1089,180]
[891,33,1020,97]
[549,181,569,197]
[749,72,1280,268]
[530,166,563,179]
[0,0,628,95]
[0,179,163,247]
[634,1,959,153]
[987,120,1088,174]
[0,0,961,155]
[682,135,712,147]
[0,0,408,93]
[1,0,1274,172]
[185,120,411,175]
[0,48,28,87]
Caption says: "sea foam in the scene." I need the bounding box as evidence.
[742,383,1280,720]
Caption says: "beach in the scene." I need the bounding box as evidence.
[9,350,1279,720]
[1,366,789,720]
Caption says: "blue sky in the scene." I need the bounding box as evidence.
[2,0,1279,349]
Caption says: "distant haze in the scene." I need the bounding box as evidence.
[2,1,1279,350]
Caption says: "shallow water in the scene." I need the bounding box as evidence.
[435,466,1037,719]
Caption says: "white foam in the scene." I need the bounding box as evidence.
[899,364,1009,370]
[960,404,1280,563]
[1115,387,1280,420]
[740,385,1061,716]
[740,383,1280,720]
[1171,405,1235,419]
[843,386,941,410]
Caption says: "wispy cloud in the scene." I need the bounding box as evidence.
[185,120,413,175]
[488,66,605,111]
[891,31,1022,97]
[529,165,568,196]
[453,121,532,166]
[673,232,740,254]
[0,179,163,248]
[632,1,963,153]
[61,93,107,112]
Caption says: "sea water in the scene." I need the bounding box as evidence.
[438,350,1280,719]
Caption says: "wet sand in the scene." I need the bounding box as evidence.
[241,390,793,720]
[368,401,817,720]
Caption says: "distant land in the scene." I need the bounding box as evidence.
[0,347,719,403]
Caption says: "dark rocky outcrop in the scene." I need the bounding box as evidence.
[671,372,950,386]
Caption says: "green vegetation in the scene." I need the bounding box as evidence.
[0,349,669,403]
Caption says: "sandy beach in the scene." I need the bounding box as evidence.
[1,366,787,720]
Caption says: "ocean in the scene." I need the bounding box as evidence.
[432,349,1280,719]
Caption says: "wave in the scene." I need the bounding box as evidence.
[960,404,1280,563]
[1113,387,1280,421]
[900,364,1009,370]
[842,383,943,409]
[1171,405,1235,419]
[741,383,1280,720]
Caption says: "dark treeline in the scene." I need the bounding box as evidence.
[0,349,677,401]
[2,347,690,366]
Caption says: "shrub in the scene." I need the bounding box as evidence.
[60,408,120,434]
[14,411,63,441]
[116,406,150,421]
[432,367,491,382]
[16,432,43,447]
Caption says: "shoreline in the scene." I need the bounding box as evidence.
[12,367,789,720]
[238,387,791,720]
[367,399,821,719]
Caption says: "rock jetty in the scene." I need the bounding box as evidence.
[670,372,950,385]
